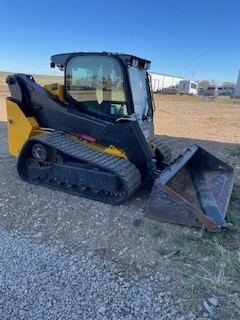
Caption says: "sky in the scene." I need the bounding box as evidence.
[0,0,240,84]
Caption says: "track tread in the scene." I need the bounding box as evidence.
[18,133,141,205]
[152,138,171,163]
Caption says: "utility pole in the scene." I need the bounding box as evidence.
[190,71,196,80]
[234,69,240,97]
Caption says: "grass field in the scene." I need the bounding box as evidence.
[0,71,63,85]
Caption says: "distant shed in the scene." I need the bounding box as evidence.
[149,72,183,92]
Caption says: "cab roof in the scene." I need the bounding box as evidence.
[50,52,151,70]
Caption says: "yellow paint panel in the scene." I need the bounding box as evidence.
[100,144,128,160]
[44,83,67,103]
[6,99,43,157]
[69,134,128,160]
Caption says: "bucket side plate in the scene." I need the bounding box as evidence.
[146,145,235,232]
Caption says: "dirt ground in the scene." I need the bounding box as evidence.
[1,78,239,199]
[1,80,239,151]
[1,79,240,317]
[1,78,239,201]
[1,78,239,235]
[153,94,240,180]
[0,81,8,121]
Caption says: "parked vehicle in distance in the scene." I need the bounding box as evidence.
[218,86,235,96]
[161,85,178,95]
[178,80,198,95]
[198,87,205,95]
[204,86,218,97]
[204,86,235,97]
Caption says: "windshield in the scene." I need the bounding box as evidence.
[66,55,128,119]
[128,67,152,121]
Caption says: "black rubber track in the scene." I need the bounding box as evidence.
[17,132,142,205]
[151,139,171,164]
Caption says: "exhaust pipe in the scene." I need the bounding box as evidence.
[146,145,235,232]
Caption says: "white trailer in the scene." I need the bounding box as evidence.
[149,72,183,92]
[178,80,198,95]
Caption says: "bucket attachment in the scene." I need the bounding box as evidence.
[146,145,235,232]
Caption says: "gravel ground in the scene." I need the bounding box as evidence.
[1,82,239,319]
[0,121,202,320]
[0,227,184,320]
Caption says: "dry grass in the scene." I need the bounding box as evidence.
[0,71,63,85]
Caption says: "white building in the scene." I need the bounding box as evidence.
[149,72,183,92]
[234,70,240,98]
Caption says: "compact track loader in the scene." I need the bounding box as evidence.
[6,52,234,231]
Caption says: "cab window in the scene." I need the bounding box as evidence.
[66,56,128,119]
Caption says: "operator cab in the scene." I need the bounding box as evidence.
[51,52,153,123]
